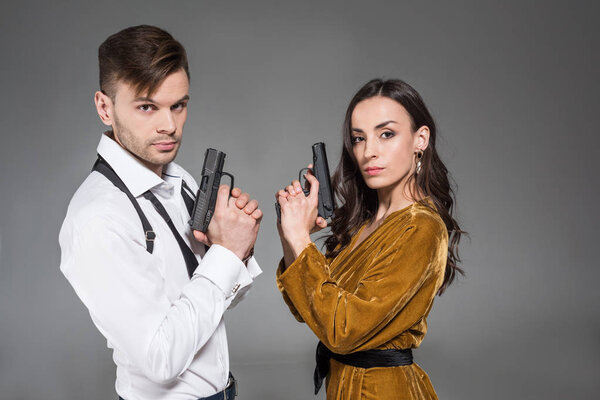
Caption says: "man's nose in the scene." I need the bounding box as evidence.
[157,110,176,134]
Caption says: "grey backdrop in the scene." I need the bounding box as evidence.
[1,1,598,399]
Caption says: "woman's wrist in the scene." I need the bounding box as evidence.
[286,234,312,259]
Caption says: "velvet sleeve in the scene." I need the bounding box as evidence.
[276,217,446,354]
[276,258,305,323]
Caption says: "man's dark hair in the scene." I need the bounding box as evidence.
[98,25,189,100]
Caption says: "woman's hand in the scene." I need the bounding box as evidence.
[276,168,328,260]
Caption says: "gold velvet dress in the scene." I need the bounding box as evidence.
[276,201,448,400]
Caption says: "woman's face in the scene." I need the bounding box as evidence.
[350,96,428,192]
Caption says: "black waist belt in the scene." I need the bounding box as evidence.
[118,373,236,400]
[313,341,413,394]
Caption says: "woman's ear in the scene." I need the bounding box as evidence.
[94,91,114,126]
[415,126,430,151]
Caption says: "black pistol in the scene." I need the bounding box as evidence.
[276,142,334,222]
[189,148,234,232]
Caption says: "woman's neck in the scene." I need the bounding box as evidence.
[374,180,422,221]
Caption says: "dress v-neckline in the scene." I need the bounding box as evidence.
[346,199,427,254]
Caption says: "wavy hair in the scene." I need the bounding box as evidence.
[98,25,189,100]
[324,79,464,295]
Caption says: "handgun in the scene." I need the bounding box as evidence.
[189,148,234,232]
[275,142,335,222]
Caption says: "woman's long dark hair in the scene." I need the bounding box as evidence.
[324,79,464,295]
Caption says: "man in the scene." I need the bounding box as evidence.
[59,25,261,400]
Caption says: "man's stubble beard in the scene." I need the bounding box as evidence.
[112,112,180,170]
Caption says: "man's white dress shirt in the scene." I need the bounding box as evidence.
[59,133,261,400]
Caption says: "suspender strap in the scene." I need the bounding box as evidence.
[142,191,199,278]
[180,180,196,216]
[92,157,155,253]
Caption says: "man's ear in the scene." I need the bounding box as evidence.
[94,91,114,126]
[415,126,430,151]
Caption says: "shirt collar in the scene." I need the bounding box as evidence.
[97,132,167,197]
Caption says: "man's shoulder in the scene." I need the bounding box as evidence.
[63,171,142,233]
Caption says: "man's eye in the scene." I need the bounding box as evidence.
[171,102,186,111]
[381,131,395,139]
[138,104,154,112]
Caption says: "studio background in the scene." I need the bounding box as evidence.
[1,1,598,399]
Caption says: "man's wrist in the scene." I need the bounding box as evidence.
[242,247,254,265]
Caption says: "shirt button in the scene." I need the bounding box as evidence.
[231,283,241,294]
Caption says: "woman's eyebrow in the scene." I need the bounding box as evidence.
[352,120,397,133]
[375,120,396,129]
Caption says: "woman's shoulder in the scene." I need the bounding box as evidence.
[387,199,446,239]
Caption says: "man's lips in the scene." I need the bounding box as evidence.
[365,167,384,176]
[153,141,177,151]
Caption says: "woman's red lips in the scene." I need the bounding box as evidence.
[365,167,384,176]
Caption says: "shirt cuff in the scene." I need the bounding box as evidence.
[194,244,254,298]
[245,256,262,279]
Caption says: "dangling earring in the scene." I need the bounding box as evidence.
[415,150,424,175]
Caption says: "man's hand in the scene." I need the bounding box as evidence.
[193,185,261,261]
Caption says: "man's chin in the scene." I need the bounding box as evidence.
[143,150,179,170]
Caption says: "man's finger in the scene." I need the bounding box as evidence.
[230,187,242,198]
[215,184,231,210]
[235,192,250,209]
[193,230,210,245]
[244,199,259,214]
[251,208,263,220]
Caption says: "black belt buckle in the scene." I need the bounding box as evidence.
[225,373,237,399]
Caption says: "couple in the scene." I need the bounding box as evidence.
[59,25,463,400]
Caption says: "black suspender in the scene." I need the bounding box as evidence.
[142,191,198,278]
[181,180,196,216]
[92,157,156,253]
[92,156,198,278]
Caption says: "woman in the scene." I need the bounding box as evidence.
[275,79,464,399]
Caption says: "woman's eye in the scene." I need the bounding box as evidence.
[171,102,186,111]
[381,131,395,139]
[351,136,364,144]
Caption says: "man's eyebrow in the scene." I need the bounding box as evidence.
[351,120,397,133]
[133,96,155,103]
[133,95,190,103]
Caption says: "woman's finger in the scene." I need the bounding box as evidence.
[304,173,320,201]
[292,179,303,194]
[276,189,288,200]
